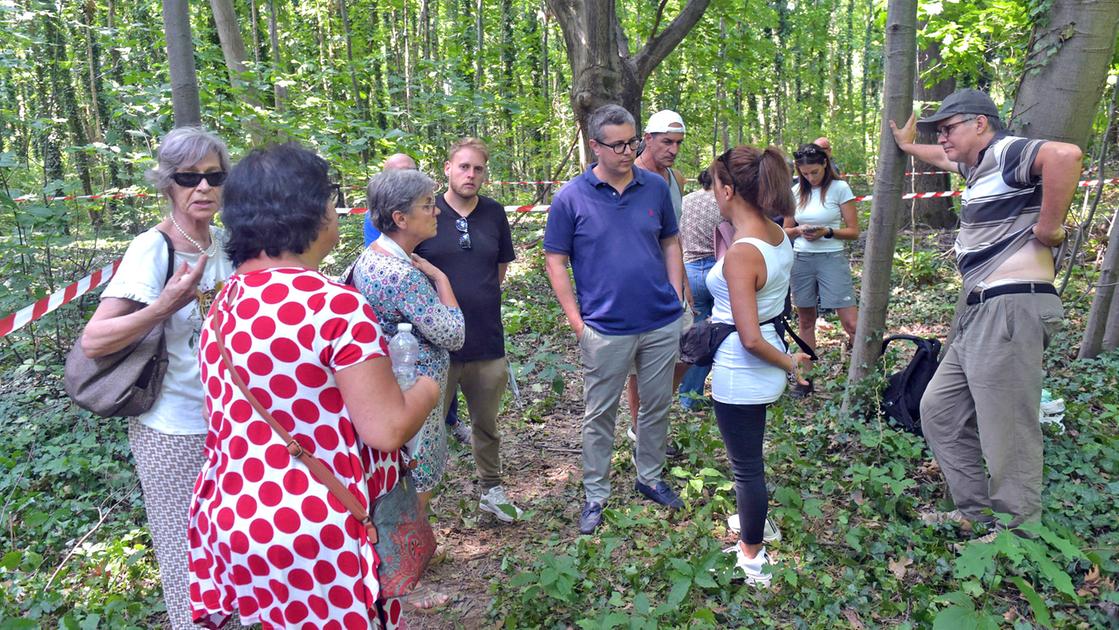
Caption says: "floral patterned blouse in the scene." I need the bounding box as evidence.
[351,248,465,380]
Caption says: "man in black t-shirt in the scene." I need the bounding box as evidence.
[414,138,523,522]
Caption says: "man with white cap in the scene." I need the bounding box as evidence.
[627,110,692,452]
[636,110,687,218]
[890,88,1081,534]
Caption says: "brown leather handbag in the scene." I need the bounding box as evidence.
[64,231,174,417]
[210,303,435,599]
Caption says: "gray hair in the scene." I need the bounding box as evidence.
[367,169,436,233]
[586,104,635,142]
[144,127,232,198]
[984,115,1006,132]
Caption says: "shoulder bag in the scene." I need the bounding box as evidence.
[210,303,435,599]
[64,230,175,417]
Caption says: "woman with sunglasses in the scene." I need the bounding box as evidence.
[784,142,859,377]
[350,169,464,596]
[76,127,234,629]
[707,146,812,586]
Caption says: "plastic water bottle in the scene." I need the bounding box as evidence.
[389,323,419,389]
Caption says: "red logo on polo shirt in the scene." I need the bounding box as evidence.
[648,209,655,217]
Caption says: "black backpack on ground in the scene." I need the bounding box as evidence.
[878,334,942,435]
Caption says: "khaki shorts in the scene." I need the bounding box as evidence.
[791,251,856,309]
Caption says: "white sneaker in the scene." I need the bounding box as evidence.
[479,486,523,523]
[722,544,774,587]
[726,514,782,543]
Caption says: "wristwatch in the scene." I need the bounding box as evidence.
[825,228,835,239]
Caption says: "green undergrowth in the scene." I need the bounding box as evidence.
[489,237,1119,628]
[0,220,1116,628]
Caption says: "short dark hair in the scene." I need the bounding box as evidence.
[984,115,1005,132]
[221,143,333,267]
[697,169,713,190]
[586,104,635,142]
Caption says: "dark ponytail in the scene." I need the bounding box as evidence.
[708,145,793,217]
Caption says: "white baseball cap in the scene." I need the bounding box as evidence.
[644,110,686,134]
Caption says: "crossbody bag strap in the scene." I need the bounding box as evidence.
[210,306,381,544]
[760,314,819,361]
[155,229,175,286]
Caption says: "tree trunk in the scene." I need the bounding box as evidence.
[545,0,711,145]
[249,0,261,66]
[162,0,202,127]
[845,0,917,391]
[1102,287,1119,352]
[1011,0,1119,146]
[909,31,955,229]
[1079,206,1119,359]
[267,0,287,112]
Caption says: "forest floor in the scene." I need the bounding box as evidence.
[1,220,1116,629]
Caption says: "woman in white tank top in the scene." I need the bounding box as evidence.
[706,146,812,587]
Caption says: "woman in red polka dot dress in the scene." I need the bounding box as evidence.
[188,144,440,629]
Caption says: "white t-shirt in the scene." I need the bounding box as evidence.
[791,180,855,253]
[100,226,234,434]
[707,234,793,405]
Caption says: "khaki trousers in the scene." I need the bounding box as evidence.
[445,357,508,489]
[919,292,1062,526]
[579,317,682,504]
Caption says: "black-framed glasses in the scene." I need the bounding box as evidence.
[936,116,978,139]
[717,150,736,195]
[456,217,471,250]
[171,171,227,188]
[595,137,640,155]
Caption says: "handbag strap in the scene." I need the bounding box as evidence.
[760,314,819,361]
[210,305,381,544]
[156,229,175,286]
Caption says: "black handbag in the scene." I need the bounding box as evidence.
[64,231,175,417]
[680,314,818,367]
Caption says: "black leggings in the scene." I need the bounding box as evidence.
[713,401,768,545]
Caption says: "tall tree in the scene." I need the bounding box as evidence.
[1011,0,1119,146]
[162,0,202,127]
[845,0,917,389]
[545,0,712,136]
[210,0,266,142]
[909,32,955,229]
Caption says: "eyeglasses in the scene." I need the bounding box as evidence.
[595,138,640,155]
[936,116,977,139]
[717,150,736,195]
[455,217,471,249]
[413,200,438,214]
[171,171,227,188]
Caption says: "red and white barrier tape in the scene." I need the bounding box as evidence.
[7,176,1117,339]
[12,191,155,203]
[0,260,121,338]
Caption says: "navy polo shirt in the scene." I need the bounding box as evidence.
[543,164,681,335]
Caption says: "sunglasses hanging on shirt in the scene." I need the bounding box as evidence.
[456,217,472,250]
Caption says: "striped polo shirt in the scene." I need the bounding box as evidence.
[955,133,1048,293]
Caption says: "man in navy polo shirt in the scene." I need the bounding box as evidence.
[544,104,686,534]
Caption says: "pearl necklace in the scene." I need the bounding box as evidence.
[170,214,218,256]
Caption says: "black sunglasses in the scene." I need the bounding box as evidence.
[171,171,227,188]
[793,146,825,161]
[330,182,346,207]
[455,217,471,250]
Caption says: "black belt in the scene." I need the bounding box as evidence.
[966,282,1057,305]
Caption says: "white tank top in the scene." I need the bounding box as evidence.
[706,234,794,405]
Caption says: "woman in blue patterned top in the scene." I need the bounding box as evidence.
[352,169,465,513]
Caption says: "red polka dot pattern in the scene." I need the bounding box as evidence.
[187,270,399,627]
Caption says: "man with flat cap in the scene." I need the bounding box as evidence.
[891,89,1082,533]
